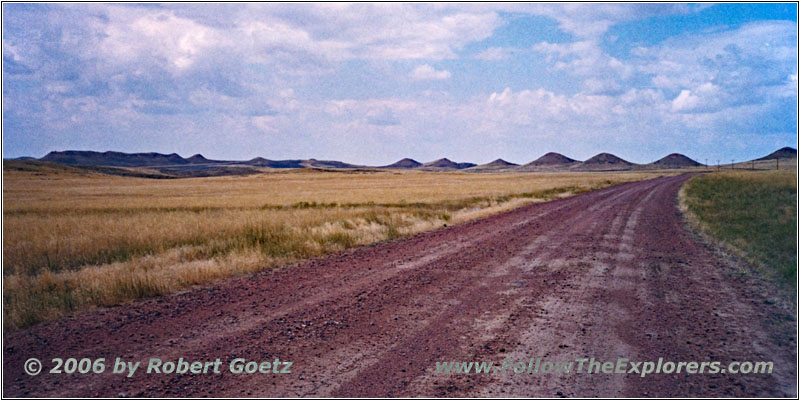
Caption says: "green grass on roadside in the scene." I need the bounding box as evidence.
[682,170,797,288]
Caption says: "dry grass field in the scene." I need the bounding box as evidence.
[3,164,675,329]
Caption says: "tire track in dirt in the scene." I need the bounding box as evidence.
[3,175,795,397]
[330,177,661,397]
[398,175,662,398]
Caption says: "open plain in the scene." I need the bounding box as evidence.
[3,173,796,397]
[2,164,671,328]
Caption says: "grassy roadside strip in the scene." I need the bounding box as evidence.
[679,170,797,291]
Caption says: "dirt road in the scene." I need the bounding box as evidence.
[3,174,796,397]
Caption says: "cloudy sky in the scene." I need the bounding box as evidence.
[2,3,797,164]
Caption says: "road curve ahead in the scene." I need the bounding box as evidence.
[3,174,796,397]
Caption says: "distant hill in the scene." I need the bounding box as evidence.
[575,153,634,171]
[34,150,299,177]
[186,154,215,164]
[756,147,797,161]
[515,152,580,172]
[582,153,632,166]
[525,152,578,166]
[484,159,518,167]
[469,159,519,171]
[39,150,314,170]
[423,158,459,168]
[41,151,198,167]
[650,153,701,168]
[382,158,422,169]
[421,158,476,170]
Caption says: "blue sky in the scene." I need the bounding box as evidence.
[2,3,797,164]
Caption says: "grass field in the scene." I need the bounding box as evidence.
[681,170,797,289]
[3,164,674,329]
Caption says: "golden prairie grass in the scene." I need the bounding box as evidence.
[3,166,672,329]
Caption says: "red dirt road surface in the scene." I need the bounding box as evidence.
[3,175,796,397]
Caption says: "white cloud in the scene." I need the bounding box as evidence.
[671,89,700,113]
[634,21,797,90]
[411,64,451,80]
[670,83,722,113]
[252,115,280,134]
[99,8,223,72]
[582,78,623,95]
[65,2,506,86]
[474,47,516,60]
[237,4,501,61]
[527,18,796,147]
[635,20,797,122]
[533,40,633,80]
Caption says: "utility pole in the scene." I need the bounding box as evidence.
[751,160,755,170]
[717,160,720,171]
[731,159,735,170]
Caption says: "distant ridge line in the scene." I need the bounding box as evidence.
[18,148,797,173]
